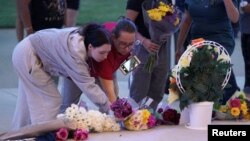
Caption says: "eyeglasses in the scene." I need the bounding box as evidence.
[117,40,135,50]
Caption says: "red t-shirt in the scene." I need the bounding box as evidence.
[88,22,130,80]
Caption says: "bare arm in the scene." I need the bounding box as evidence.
[176,10,192,61]
[126,9,160,53]
[17,0,33,35]
[98,77,118,103]
[223,0,239,23]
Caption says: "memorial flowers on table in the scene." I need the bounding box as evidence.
[142,0,183,72]
[168,39,232,110]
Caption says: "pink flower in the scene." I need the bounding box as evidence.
[147,115,156,128]
[56,128,68,141]
[74,129,88,141]
[229,98,241,108]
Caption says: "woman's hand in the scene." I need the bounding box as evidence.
[142,38,160,53]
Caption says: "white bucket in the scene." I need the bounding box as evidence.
[179,107,189,124]
[186,101,214,130]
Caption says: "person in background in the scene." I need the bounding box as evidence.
[239,0,250,97]
[176,0,240,104]
[16,0,66,41]
[11,23,111,130]
[60,17,137,112]
[126,0,171,110]
[65,0,80,26]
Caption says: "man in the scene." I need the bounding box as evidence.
[60,17,137,112]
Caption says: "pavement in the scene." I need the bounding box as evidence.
[0,29,246,134]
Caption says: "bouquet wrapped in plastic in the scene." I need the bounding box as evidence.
[214,91,250,120]
[142,0,183,72]
[110,97,156,131]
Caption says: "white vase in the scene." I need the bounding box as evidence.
[186,101,214,130]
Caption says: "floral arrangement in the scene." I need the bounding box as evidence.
[55,128,88,141]
[155,106,181,125]
[110,98,156,130]
[214,91,250,120]
[110,98,133,120]
[142,0,183,72]
[168,39,232,110]
[57,104,121,133]
[123,109,156,131]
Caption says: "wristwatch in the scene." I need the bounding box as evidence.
[240,1,248,7]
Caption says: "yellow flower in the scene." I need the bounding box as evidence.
[173,18,180,26]
[147,10,162,21]
[179,56,190,68]
[219,105,228,113]
[141,109,150,124]
[230,107,240,117]
[240,102,248,110]
[243,113,250,120]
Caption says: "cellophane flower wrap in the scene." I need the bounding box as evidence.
[110,97,156,131]
[142,0,183,72]
[123,108,156,131]
[214,91,250,120]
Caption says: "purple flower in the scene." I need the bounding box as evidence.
[110,98,133,119]
[147,115,156,128]
[55,128,68,141]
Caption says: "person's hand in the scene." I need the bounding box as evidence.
[142,38,160,53]
[25,26,34,36]
[99,101,111,114]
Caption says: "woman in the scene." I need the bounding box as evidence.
[11,23,111,130]
[176,0,240,104]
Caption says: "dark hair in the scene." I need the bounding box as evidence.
[112,16,137,38]
[79,23,111,49]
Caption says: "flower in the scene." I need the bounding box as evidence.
[55,128,89,141]
[73,129,88,141]
[155,106,180,125]
[110,98,133,120]
[142,0,183,73]
[57,104,121,133]
[168,39,232,110]
[56,128,68,141]
[214,91,250,120]
[123,109,156,130]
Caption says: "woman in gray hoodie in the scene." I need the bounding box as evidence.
[11,23,112,130]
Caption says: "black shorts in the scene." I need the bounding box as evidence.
[66,0,80,10]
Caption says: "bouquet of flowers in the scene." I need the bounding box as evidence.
[214,91,250,120]
[110,98,133,120]
[55,128,88,141]
[168,39,232,110]
[110,97,156,130]
[155,105,181,125]
[57,104,121,133]
[142,0,183,72]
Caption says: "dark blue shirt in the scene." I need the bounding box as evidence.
[185,0,238,55]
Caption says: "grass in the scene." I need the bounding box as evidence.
[0,0,126,28]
